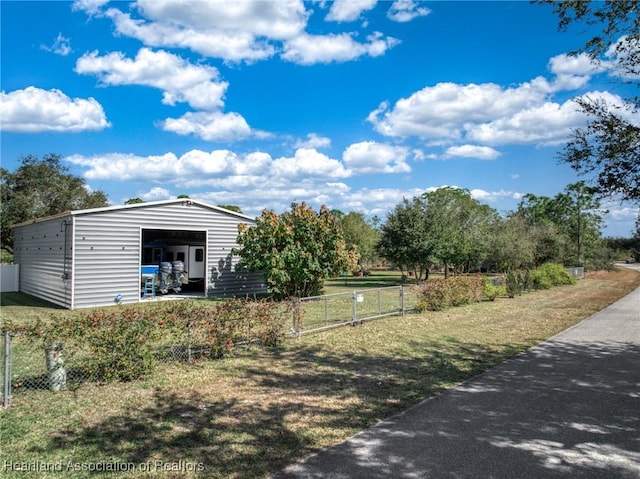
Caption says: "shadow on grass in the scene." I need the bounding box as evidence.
[273,340,640,479]
[30,338,531,478]
[27,339,640,478]
[0,292,66,309]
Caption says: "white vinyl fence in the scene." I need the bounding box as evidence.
[0,265,19,292]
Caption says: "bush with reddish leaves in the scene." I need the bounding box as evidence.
[416,275,483,311]
[11,298,288,383]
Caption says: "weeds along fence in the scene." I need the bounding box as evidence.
[1,325,223,404]
[1,287,418,407]
[0,299,290,407]
[291,285,418,336]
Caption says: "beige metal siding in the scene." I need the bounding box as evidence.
[13,216,73,308]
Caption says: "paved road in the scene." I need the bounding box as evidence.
[273,266,640,479]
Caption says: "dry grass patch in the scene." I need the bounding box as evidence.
[1,267,638,478]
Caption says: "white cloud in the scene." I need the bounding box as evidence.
[444,145,501,160]
[607,205,639,221]
[0,87,110,133]
[387,0,431,22]
[76,48,228,111]
[366,65,635,148]
[366,48,637,154]
[41,33,72,56]
[68,146,529,224]
[95,0,308,63]
[295,133,332,149]
[272,148,350,178]
[605,35,640,80]
[66,147,351,184]
[467,99,585,146]
[233,151,273,175]
[72,0,109,16]
[282,31,399,65]
[75,48,270,141]
[326,0,377,22]
[217,183,424,219]
[342,141,412,173]
[368,79,552,140]
[578,90,640,125]
[549,53,603,77]
[470,189,523,202]
[139,187,172,202]
[178,149,237,175]
[66,152,181,181]
[75,0,399,65]
[161,111,257,142]
[548,53,605,90]
[135,0,307,39]
[67,149,279,184]
[341,187,425,216]
[195,180,346,212]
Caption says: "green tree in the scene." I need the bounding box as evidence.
[338,212,380,267]
[1,154,109,253]
[488,216,537,272]
[422,187,497,277]
[542,1,640,204]
[217,204,243,214]
[377,197,435,281]
[515,182,606,266]
[125,197,145,204]
[330,209,345,220]
[529,222,567,266]
[234,202,358,298]
[606,232,640,262]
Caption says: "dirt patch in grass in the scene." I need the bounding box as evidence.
[1,267,638,478]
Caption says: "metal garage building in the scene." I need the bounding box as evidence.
[12,199,266,309]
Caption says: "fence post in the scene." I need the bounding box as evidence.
[352,291,357,325]
[187,322,192,363]
[291,299,302,338]
[401,285,405,318]
[45,342,67,392]
[3,331,10,407]
[324,297,328,326]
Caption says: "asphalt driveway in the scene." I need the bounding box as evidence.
[272,267,640,479]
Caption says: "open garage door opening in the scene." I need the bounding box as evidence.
[141,229,207,297]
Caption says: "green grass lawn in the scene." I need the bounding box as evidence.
[324,269,407,292]
[1,268,639,478]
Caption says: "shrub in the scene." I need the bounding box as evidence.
[505,270,525,297]
[416,275,483,311]
[246,300,288,347]
[76,308,160,382]
[153,299,287,359]
[482,278,506,301]
[12,298,288,383]
[416,279,450,311]
[532,263,577,290]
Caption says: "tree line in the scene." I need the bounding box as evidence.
[377,184,614,280]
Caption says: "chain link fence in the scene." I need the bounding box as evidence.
[292,285,418,336]
[1,286,419,407]
[1,323,236,406]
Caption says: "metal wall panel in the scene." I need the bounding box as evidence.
[12,201,265,309]
[71,202,265,308]
[13,215,73,308]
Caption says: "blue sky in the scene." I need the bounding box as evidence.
[1,0,638,236]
